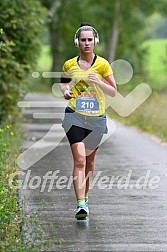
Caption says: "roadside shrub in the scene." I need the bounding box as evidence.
[0,0,46,122]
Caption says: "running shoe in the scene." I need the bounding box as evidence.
[75,205,89,220]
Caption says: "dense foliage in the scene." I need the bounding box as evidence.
[0,0,46,122]
[40,0,167,72]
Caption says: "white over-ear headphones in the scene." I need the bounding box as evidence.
[74,25,99,47]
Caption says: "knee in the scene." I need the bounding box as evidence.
[74,157,86,169]
[86,159,94,168]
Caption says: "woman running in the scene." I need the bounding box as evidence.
[60,22,117,220]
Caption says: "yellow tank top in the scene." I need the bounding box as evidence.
[62,55,113,116]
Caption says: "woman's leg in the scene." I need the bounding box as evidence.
[85,149,97,196]
[70,142,86,200]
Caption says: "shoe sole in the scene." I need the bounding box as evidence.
[75,209,88,220]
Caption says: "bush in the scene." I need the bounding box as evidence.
[0,0,46,122]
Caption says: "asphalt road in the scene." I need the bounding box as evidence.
[18,93,167,252]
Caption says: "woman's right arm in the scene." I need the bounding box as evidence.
[59,73,74,100]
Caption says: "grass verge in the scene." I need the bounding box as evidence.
[0,122,60,251]
[107,90,167,143]
[142,39,167,90]
[0,123,25,251]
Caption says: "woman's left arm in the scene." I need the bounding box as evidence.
[88,72,117,97]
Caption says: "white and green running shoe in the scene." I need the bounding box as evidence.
[75,204,89,220]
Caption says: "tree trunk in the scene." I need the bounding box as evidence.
[109,0,121,63]
[49,24,59,73]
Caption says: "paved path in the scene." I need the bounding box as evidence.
[19,93,167,252]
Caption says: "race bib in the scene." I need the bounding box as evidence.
[76,96,99,114]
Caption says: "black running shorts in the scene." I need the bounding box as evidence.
[62,107,106,150]
[66,125,103,150]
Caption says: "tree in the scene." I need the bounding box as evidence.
[40,0,167,74]
[40,0,87,72]
[100,0,167,70]
[0,0,46,122]
[108,0,120,62]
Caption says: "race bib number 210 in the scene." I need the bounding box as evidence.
[76,96,99,114]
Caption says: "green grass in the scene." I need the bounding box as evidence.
[37,45,52,71]
[28,45,52,93]
[143,39,167,75]
[0,123,56,251]
[0,123,24,251]
[109,91,167,142]
[142,39,167,90]
[122,39,167,141]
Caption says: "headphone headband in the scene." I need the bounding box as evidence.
[74,25,99,47]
